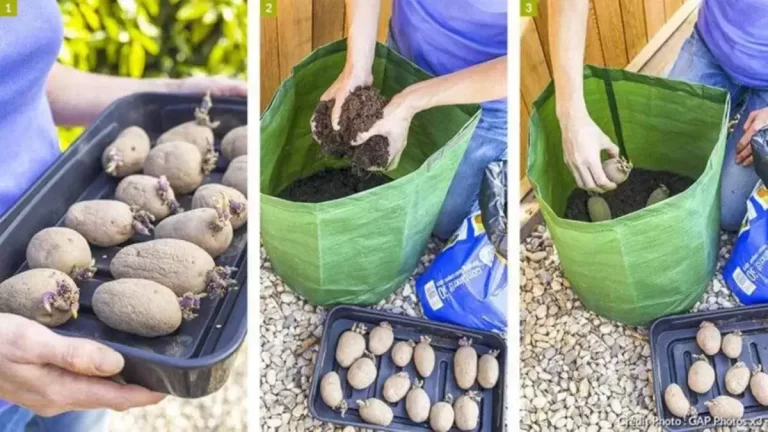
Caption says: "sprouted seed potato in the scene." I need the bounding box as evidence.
[602,156,632,184]
[454,337,478,390]
[0,269,79,327]
[382,371,410,403]
[454,391,481,431]
[356,398,393,426]
[64,200,155,247]
[156,91,220,156]
[663,383,696,418]
[752,366,768,406]
[688,354,715,394]
[414,335,436,378]
[391,340,415,367]
[192,184,248,229]
[368,321,394,355]
[725,362,750,395]
[115,175,181,221]
[154,205,234,258]
[319,371,347,416]
[721,331,743,359]
[347,351,377,390]
[102,126,150,178]
[335,323,366,368]
[26,227,96,281]
[429,394,455,432]
[478,349,500,389]
[405,379,430,423]
[696,321,721,356]
[705,396,744,420]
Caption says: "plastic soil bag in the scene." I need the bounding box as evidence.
[261,40,480,306]
[479,160,507,260]
[415,207,507,334]
[724,179,768,305]
[527,66,729,326]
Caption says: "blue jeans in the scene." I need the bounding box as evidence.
[386,32,508,239]
[0,406,108,432]
[668,29,768,231]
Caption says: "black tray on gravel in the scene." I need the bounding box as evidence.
[309,305,506,431]
[650,305,768,431]
[0,93,248,398]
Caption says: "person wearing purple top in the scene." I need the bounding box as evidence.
[550,0,768,231]
[0,1,245,431]
[319,0,508,240]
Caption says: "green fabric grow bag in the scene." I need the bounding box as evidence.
[261,40,480,306]
[527,66,730,326]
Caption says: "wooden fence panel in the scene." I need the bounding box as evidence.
[644,0,666,36]
[622,0,648,59]
[312,0,345,48]
[260,17,281,111]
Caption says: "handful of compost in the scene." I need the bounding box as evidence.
[311,86,391,171]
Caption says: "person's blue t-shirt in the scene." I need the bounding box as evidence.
[390,0,507,113]
[0,0,63,413]
[0,0,63,218]
[697,0,768,88]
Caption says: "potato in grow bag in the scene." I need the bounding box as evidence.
[527,66,729,325]
[260,40,479,306]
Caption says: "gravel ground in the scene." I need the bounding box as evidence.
[108,339,248,431]
[259,241,443,432]
[520,224,763,432]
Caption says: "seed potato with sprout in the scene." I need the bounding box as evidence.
[405,380,430,423]
[319,371,347,416]
[414,335,436,377]
[602,156,633,184]
[454,337,478,390]
[221,125,247,162]
[154,199,234,258]
[696,321,721,355]
[0,269,79,327]
[102,126,150,178]
[382,371,410,403]
[222,155,247,197]
[92,279,203,338]
[110,239,237,298]
[722,331,743,359]
[157,91,220,156]
[368,321,394,355]
[64,200,154,247]
[430,394,455,432]
[663,384,697,418]
[726,362,750,395]
[192,184,247,229]
[26,227,96,282]
[751,366,768,406]
[391,340,415,367]
[454,391,482,431]
[356,398,392,426]
[115,175,181,221]
[706,396,744,420]
[478,349,500,389]
[688,354,715,394]
[144,141,218,195]
[335,323,367,367]
[646,184,670,207]
[347,351,377,390]
[587,195,611,222]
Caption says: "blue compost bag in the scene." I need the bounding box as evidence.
[416,208,507,334]
[724,180,768,304]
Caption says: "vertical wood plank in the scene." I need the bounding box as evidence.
[621,0,647,60]
[644,0,666,37]
[664,0,684,20]
[585,0,606,66]
[520,18,551,112]
[377,0,393,42]
[533,0,552,73]
[312,0,345,48]
[520,96,531,179]
[261,17,281,112]
[277,0,313,80]
[593,0,628,67]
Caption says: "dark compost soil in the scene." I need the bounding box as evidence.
[278,168,391,203]
[312,86,391,169]
[565,168,695,221]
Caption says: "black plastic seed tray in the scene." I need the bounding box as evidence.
[0,93,248,398]
[650,305,768,431]
[309,305,506,431]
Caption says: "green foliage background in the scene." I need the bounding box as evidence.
[57,0,248,150]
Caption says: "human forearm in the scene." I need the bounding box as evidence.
[47,63,173,127]
[550,0,589,122]
[398,56,507,115]
[344,0,380,77]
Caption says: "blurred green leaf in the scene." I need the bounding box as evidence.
[176,0,213,21]
[128,40,146,78]
[79,4,101,29]
[141,0,159,17]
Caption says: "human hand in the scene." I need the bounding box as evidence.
[313,66,374,132]
[350,89,417,171]
[560,111,620,193]
[735,108,768,166]
[173,76,247,98]
[0,313,164,416]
